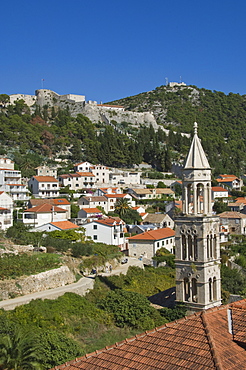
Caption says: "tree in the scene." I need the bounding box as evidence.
[0,94,10,108]
[36,330,82,369]
[114,198,131,218]
[213,200,229,214]
[0,328,42,370]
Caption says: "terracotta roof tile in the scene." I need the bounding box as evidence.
[30,198,70,206]
[52,300,246,370]
[49,221,79,230]
[128,228,175,241]
[24,204,65,213]
[33,176,58,182]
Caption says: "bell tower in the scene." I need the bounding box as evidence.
[175,122,221,311]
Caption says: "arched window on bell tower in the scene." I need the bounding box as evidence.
[182,234,187,260]
[209,278,213,301]
[213,277,217,301]
[184,278,190,301]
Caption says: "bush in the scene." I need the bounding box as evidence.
[99,289,165,330]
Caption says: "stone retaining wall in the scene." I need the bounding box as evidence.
[0,266,76,300]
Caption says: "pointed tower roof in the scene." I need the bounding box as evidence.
[184,122,210,169]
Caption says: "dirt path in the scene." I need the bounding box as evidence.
[0,257,143,310]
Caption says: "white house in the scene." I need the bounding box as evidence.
[0,192,13,230]
[211,186,229,200]
[90,165,110,184]
[216,175,243,191]
[77,207,103,221]
[94,187,122,196]
[22,204,67,227]
[59,172,96,190]
[83,217,126,250]
[109,171,141,185]
[73,161,92,172]
[78,196,108,213]
[28,176,59,198]
[127,227,175,258]
[28,198,71,219]
[35,165,58,178]
[0,158,29,201]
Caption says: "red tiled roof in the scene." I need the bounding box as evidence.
[49,221,79,230]
[24,204,66,213]
[212,186,228,192]
[0,207,8,211]
[33,176,58,182]
[6,183,26,186]
[76,172,95,177]
[29,198,70,206]
[104,194,127,199]
[95,217,124,226]
[81,208,102,214]
[236,197,246,205]
[219,174,238,179]
[128,227,175,241]
[51,300,246,370]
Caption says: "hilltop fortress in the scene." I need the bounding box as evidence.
[9,89,159,129]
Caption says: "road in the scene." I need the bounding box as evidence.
[0,257,143,311]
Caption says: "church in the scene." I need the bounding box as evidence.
[52,124,246,369]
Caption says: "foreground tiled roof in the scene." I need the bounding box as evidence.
[128,227,175,241]
[52,300,246,370]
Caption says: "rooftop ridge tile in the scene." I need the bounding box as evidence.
[201,311,223,370]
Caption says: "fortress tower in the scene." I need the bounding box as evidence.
[175,122,221,311]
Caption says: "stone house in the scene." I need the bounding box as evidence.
[142,213,174,229]
[127,227,175,258]
[218,211,246,235]
[128,188,174,200]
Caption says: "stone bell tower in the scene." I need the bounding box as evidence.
[175,122,221,311]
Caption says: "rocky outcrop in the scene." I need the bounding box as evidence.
[0,265,76,300]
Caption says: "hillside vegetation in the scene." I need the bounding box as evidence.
[109,85,246,175]
[1,84,246,176]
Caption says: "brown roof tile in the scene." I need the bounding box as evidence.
[51,300,246,370]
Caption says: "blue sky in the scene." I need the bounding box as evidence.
[1,0,246,102]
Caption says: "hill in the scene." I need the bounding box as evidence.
[108,84,246,175]
[1,84,246,177]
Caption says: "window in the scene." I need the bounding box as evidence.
[93,235,97,240]
[157,242,159,248]
[166,240,169,244]
[93,225,97,230]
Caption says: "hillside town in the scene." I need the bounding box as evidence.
[0,145,245,257]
